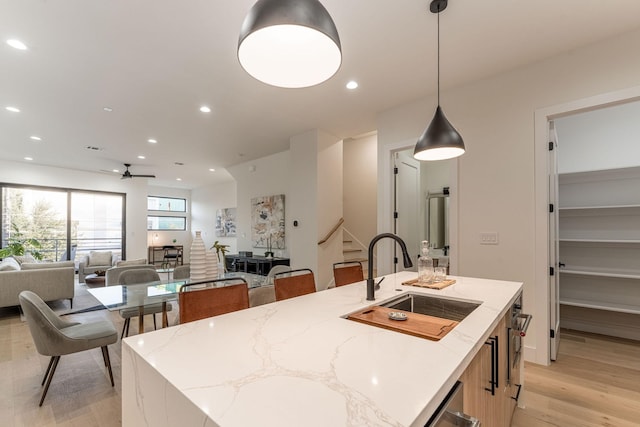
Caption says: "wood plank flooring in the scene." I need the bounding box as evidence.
[512,330,640,427]
[1,285,638,426]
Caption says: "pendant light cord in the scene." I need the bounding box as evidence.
[437,8,440,106]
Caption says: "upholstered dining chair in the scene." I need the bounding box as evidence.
[273,268,316,301]
[172,264,190,280]
[332,261,364,287]
[249,285,276,307]
[266,264,291,285]
[178,278,249,324]
[118,268,172,338]
[19,290,118,407]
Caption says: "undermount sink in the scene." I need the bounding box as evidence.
[381,293,481,322]
[345,293,482,341]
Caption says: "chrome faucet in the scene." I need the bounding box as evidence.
[367,233,413,301]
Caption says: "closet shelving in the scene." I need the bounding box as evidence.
[558,167,640,337]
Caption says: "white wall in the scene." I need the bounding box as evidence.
[227,130,342,288]
[227,151,291,257]
[147,185,193,262]
[191,182,237,257]
[289,131,319,274]
[555,100,640,173]
[377,28,640,364]
[0,160,148,260]
[316,132,343,289]
[343,134,377,251]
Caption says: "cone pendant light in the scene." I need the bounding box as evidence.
[238,0,342,88]
[414,0,465,161]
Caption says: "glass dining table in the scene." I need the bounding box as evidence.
[87,272,268,334]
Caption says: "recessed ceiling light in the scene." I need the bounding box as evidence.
[7,39,27,50]
[112,169,120,173]
[103,107,113,112]
[176,178,182,181]
[24,156,33,161]
[209,168,216,172]
[346,80,358,90]
[200,106,211,113]
[148,139,157,144]
[5,106,20,113]
[30,136,42,141]
[137,155,145,159]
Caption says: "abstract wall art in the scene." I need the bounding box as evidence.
[215,207,237,237]
[251,194,285,249]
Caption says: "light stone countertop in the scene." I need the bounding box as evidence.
[122,271,522,427]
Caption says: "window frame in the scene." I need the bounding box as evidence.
[0,183,126,261]
[147,215,187,231]
[147,196,187,213]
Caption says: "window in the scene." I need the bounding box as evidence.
[1,187,67,261]
[72,192,124,257]
[1,185,125,263]
[147,196,187,231]
[147,216,186,231]
[147,196,186,212]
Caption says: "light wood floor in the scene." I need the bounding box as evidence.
[512,330,640,427]
[1,287,638,426]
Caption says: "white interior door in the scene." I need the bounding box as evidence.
[549,121,561,360]
[395,151,420,271]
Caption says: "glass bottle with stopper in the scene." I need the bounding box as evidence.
[418,240,434,284]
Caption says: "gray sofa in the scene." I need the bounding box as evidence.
[0,260,75,308]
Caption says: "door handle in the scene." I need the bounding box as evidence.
[517,314,532,337]
[511,383,522,402]
[484,336,498,395]
[448,411,481,427]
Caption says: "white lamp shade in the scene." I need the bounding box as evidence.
[238,0,342,88]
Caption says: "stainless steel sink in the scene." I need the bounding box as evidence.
[381,293,480,322]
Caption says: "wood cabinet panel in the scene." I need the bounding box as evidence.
[460,312,512,427]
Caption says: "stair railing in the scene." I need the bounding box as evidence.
[317,218,344,245]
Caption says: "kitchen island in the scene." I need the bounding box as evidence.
[122,271,523,426]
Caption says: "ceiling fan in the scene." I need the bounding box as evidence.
[121,163,156,179]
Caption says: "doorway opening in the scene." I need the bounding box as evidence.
[527,87,640,365]
[381,144,457,276]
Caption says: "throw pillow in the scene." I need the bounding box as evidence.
[0,257,21,271]
[115,258,147,267]
[88,251,112,266]
[12,254,37,265]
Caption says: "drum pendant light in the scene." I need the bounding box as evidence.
[238,0,342,88]
[414,0,465,161]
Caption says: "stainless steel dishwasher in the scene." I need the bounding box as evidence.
[425,381,480,426]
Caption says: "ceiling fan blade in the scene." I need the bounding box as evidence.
[120,163,154,179]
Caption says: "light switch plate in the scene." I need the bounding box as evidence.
[480,232,499,245]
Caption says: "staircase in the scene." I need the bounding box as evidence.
[342,228,374,276]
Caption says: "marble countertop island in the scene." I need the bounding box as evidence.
[122,271,522,427]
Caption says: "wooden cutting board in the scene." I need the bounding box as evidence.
[402,278,456,290]
[348,306,459,341]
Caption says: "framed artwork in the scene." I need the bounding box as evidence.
[215,207,237,237]
[251,194,285,249]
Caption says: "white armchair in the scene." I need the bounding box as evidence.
[78,251,115,283]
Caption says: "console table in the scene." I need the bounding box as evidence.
[225,254,290,276]
[148,245,184,267]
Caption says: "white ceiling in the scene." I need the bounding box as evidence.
[3,0,640,189]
